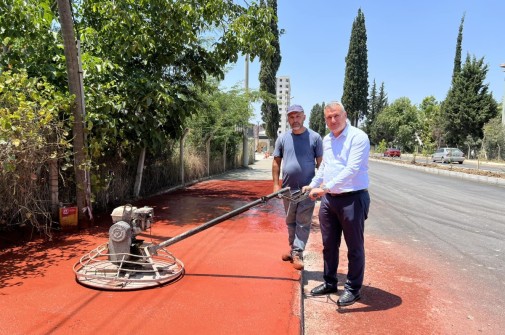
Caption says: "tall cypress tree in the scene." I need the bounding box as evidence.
[318,101,327,135]
[259,0,281,141]
[367,81,388,144]
[365,79,378,136]
[342,8,368,127]
[378,82,388,111]
[452,14,465,84]
[441,15,497,151]
[443,55,498,148]
[309,102,326,137]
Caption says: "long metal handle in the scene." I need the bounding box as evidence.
[149,187,290,253]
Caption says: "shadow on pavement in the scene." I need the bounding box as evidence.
[337,285,402,313]
[303,270,402,313]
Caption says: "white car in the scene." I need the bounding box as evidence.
[432,147,465,164]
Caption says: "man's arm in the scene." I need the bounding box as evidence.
[272,156,282,192]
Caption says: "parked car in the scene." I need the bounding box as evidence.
[384,148,401,157]
[432,147,465,164]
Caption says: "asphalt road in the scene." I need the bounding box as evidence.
[367,159,505,312]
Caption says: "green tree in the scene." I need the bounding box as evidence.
[441,55,498,150]
[0,0,66,86]
[187,81,253,150]
[365,80,387,139]
[80,0,276,154]
[365,80,378,137]
[342,8,368,126]
[309,102,326,137]
[259,0,281,141]
[370,97,420,152]
[482,116,505,160]
[376,139,387,155]
[418,96,441,154]
[378,82,389,111]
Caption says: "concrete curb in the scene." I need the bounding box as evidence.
[370,158,505,187]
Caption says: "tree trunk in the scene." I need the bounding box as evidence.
[133,147,146,197]
[243,128,249,167]
[223,139,227,172]
[205,134,212,177]
[481,139,488,160]
[180,128,189,187]
[49,158,59,218]
[56,0,89,225]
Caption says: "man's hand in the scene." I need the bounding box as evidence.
[273,183,283,198]
[308,187,326,200]
[301,185,312,194]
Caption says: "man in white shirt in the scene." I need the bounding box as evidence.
[303,101,370,306]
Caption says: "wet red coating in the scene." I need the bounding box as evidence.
[0,180,300,335]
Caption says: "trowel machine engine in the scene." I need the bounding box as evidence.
[108,205,154,264]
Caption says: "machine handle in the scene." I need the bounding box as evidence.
[149,187,290,253]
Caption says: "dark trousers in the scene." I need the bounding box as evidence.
[318,190,370,292]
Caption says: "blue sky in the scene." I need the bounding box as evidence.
[220,0,505,123]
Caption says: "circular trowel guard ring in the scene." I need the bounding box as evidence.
[73,243,184,290]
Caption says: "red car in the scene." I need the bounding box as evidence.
[384,148,401,157]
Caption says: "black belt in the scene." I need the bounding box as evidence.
[327,189,368,197]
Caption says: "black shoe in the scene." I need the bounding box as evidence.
[310,283,338,295]
[337,290,360,306]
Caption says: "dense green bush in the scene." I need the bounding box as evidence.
[0,70,72,235]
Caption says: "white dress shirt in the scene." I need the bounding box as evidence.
[309,120,369,193]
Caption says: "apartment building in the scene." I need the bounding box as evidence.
[276,76,291,136]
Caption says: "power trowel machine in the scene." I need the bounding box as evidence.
[73,187,309,290]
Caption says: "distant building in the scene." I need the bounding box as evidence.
[254,123,271,154]
[276,76,291,136]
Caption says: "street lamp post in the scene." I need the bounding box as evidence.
[501,63,505,126]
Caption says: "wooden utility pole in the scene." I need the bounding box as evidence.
[57,0,89,224]
[243,55,250,167]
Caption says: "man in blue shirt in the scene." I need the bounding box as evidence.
[273,104,323,270]
[303,101,370,306]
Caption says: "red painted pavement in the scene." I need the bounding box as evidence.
[0,180,301,335]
